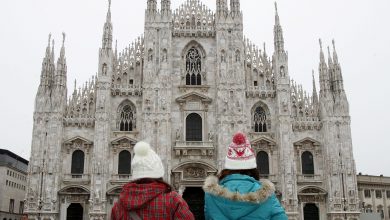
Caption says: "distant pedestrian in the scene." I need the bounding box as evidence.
[111,141,194,220]
[203,132,288,220]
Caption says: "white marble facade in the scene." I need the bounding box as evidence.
[26,0,360,219]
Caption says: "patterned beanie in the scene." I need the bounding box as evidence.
[224,132,257,170]
[131,141,165,180]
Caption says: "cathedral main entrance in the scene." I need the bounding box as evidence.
[303,203,319,220]
[183,187,205,220]
[66,203,83,220]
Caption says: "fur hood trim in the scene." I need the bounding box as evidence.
[203,176,275,203]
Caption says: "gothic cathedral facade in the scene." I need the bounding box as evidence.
[26,0,360,219]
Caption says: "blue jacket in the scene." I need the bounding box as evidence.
[203,174,288,220]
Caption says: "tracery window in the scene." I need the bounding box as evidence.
[254,107,267,132]
[301,151,314,175]
[71,150,85,175]
[118,104,136,131]
[186,48,202,86]
[118,150,131,175]
[256,151,270,176]
[186,113,202,141]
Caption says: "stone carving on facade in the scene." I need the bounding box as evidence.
[28,1,358,219]
[184,167,206,179]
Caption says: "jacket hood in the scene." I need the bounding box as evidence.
[203,174,275,219]
[118,181,170,211]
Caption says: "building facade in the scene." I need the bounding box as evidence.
[357,174,390,220]
[26,0,360,219]
[0,149,29,220]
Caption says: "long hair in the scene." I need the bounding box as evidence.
[133,178,173,193]
[218,168,260,181]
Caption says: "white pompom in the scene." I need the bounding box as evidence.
[134,141,151,157]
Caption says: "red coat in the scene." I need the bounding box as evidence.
[111,180,194,220]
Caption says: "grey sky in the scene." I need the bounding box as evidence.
[0,0,389,176]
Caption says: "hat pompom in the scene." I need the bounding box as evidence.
[233,132,246,145]
[134,141,151,157]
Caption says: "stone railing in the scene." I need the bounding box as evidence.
[292,118,322,131]
[246,86,275,98]
[111,84,142,96]
[297,174,323,183]
[260,174,278,183]
[110,174,132,184]
[174,141,215,157]
[63,174,91,184]
[63,116,95,128]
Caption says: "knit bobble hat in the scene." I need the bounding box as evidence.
[224,132,257,170]
[131,141,165,180]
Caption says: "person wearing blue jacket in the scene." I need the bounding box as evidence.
[203,132,288,220]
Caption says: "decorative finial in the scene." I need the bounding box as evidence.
[74,79,77,91]
[108,0,111,9]
[62,32,66,46]
[48,33,52,46]
[274,2,278,14]
[319,38,323,49]
[332,39,336,50]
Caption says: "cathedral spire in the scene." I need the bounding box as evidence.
[40,34,54,88]
[147,0,157,14]
[230,0,240,17]
[161,0,171,15]
[332,40,344,92]
[216,0,228,17]
[318,39,330,94]
[55,32,67,88]
[102,0,113,50]
[273,2,285,54]
[312,70,319,106]
[332,39,339,65]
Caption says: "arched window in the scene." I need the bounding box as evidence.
[118,150,131,175]
[186,48,202,86]
[256,151,269,176]
[71,150,85,175]
[302,151,314,175]
[186,113,202,141]
[254,107,267,132]
[118,104,136,131]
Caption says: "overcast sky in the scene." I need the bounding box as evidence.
[0,0,389,176]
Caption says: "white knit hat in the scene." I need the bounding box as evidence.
[224,132,257,170]
[131,141,165,180]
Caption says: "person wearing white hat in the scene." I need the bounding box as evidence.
[111,141,194,220]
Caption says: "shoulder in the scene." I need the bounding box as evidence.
[203,175,276,203]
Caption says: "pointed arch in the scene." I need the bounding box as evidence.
[117,100,136,131]
[252,102,271,133]
[181,40,206,58]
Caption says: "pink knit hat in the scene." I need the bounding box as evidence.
[224,132,257,170]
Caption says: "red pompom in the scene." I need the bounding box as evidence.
[232,132,246,145]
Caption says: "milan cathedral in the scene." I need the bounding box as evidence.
[26,0,359,219]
